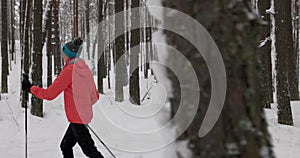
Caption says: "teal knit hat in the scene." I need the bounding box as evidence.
[62,37,83,58]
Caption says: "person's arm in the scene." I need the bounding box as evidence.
[30,66,72,100]
[91,84,100,105]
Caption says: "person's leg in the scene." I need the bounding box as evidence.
[70,123,105,158]
[60,123,77,158]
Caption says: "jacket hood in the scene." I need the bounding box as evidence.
[73,60,90,77]
[66,58,90,77]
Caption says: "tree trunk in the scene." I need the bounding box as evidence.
[129,0,141,105]
[46,1,53,87]
[125,0,129,64]
[115,0,128,102]
[107,50,111,90]
[92,34,97,74]
[164,0,275,157]
[292,0,300,100]
[47,35,53,87]
[107,44,111,90]
[144,9,152,79]
[81,15,85,41]
[107,0,114,90]
[73,0,78,38]
[7,0,11,70]
[21,0,32,108]
[258,0,273,108]
[140,1,145,75]
[19,0,25,105]
[10,0,15,62]
[125,0,130,66]
[53,0,61,75]
[275,0,294,125]
[108,0,116,67]
[1,0,8,93]
[31,0,43,117]
[288,0,300,101]
[106,4,112,90]
[20,0,26,53]
[29,1,33,66]
[86,0,90,60]
[97,0,106,94]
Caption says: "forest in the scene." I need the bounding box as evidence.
[1,0,300,158]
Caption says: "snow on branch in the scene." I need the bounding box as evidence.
[258,36,271,48]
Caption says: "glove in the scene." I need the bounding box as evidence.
[22,74,33,93]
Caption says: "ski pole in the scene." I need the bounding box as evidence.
[141,84,154,102]
[23,74,29,158]
[24,91,28,158]
[86,125,117,158]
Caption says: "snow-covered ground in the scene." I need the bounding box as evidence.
[1,37,300,158]
[1,0,300,157]
[1,55,300,158]
[0,1,191,157]
[0,23,194,157]
[1,40,300,158]
[265,102,300,158]
[0,41,182,157]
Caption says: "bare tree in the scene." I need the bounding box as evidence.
[115,0,128,102]
[60,0,73,43]
[19,0,26,53]
[31,0,44,117]
[10,0,15,62]
[86,0,91,59]
[53,0,61,75]
[129,0,141,105]
[275,0,294,125]
[107,0,115,90]
[144,8,152,79]
[125,0,130,63]
[164,0,275,157]
[292,0,300,100]
[23,0,32,75]
[46,1,54,87]
[80,13,85,40]
[73,0,79,37]
[21,0,32,108]
[1,0,9,93]
[258,0,273,108]
[97,0,106,94]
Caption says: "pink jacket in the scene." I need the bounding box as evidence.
[30,58,99,124]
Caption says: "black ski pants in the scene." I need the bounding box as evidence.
[60,123,105,158]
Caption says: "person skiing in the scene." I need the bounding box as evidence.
[21,37,105,158]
